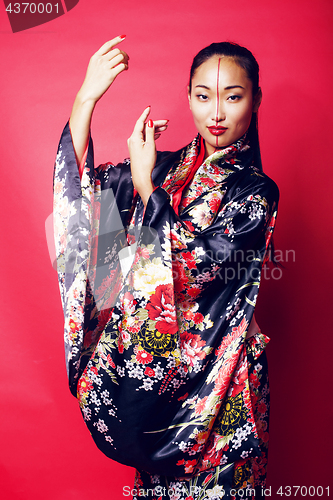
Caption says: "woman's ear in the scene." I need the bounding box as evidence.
[253,87,262,113]
[187,86,192,110]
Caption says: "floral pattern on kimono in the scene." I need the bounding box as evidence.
[53,123,278,480]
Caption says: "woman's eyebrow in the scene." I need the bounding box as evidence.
[195,84,245,90]
[224,85,245,90]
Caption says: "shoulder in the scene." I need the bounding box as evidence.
[230,167,279,206]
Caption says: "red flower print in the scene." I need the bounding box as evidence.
[213,353,239,396]
[77,375,93,396]
[194,396,208,415]
[144,367,155,377]
[249,372,260,389]
[173,261,189,294]
[257,401,267,414]
[184,220,195,232]
[187,285,201,298]
[184,310,194,321]
[181,251,197,270]
[178,392,188,401]
[231,317,248,337]
[107,354,116,369]
[208,193,222,212]
[118,337,124,354]
[133,246,150,265]
[195,430,209,445]
[215,331,239,359]
[215,318,248,360]
[193,312,204,325]
[181,332,207,366]
[250,392,258,408]
[201,177,216,188]
[69,319,79,332]
[121,292,136,315]
[94,270,118,300]
[136,349,153,364]
[170,228,186,250]
[146,284,178,335]
[183,459,197,474]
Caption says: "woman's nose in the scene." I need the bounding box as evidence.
[213,99,226,122]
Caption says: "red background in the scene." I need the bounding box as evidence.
[1,1,332,498]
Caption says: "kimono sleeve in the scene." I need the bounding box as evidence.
[53,122,134,394]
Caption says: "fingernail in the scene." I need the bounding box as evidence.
[148,119,153,128]
[120,34,126,39]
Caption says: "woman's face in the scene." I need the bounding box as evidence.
[188,56,261,158]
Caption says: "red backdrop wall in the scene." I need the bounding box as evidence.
[1,0,332,498]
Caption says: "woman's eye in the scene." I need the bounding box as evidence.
[227,95,241,102]
[196,94,208,101]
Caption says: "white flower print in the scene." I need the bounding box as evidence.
[82,407,91,422]
[172,378,181,389]
[93,419,108,433]
[206,484,225,498]
[139,378,154,391]
[90,391,100,405]
[248,203,264,221]
[178,441,189,452]
[117,366,125,377]
[129,365,144,380]
[153,363,164,380]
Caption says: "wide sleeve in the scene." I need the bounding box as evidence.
[53,122,135,393]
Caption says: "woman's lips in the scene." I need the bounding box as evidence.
[208,126,227,136]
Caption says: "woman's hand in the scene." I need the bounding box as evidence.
[77,36,129,104]
[127,107,168,206]
[70,36,129,165]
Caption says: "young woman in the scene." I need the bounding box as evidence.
[54,36,279,499]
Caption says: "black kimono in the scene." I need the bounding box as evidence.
[53,123,278,497]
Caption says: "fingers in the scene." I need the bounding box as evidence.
[145,118,155,145]
[132,106,151,136]
[96,35,126,56]
[106,52,129,71]
[112,62,128,79]
[153,119,168,134]
[130,108,169,143]
[153,119,168,128]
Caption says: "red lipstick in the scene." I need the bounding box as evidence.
[208,126,227,136]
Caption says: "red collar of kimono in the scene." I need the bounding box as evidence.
[162,133,250,216]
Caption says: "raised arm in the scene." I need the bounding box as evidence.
[69,36,129,165]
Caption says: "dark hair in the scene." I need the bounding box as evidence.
[189,42,262,171]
